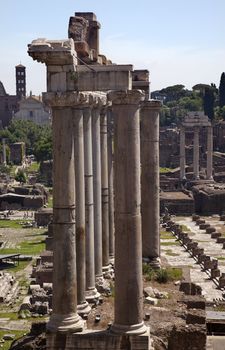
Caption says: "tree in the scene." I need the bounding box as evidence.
[203,87,215,120]
[219,72,225,107]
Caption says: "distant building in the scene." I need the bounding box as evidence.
[14,93,51,125]
[0,64,27,128]
[0,81,18,128]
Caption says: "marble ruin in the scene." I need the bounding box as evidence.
[28,12,160,350]
[180,112,213,181]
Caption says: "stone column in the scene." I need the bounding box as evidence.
[72,106,91,315]
[207,125,213,180]
[180,126,186,180]
[108,90,146,335]
[83,103,99,301]
[92,104,103,278]
[141,100,161,268]
[100,107,110,271]
[44,93,84,333]
[193,127,200,180]
[2,139,6,165]
[107,109,115,259]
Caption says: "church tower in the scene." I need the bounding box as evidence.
[15,64,26,99]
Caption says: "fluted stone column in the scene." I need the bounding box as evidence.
[73,106,91,315]
[100,107,110,271]
[141,100,161,268]
[193,127,200,180]
[108,90,146,335]
[83,105,99,301]
[207,125,213,180]
[180,126,186,180]
[92,104,103,278]
[44,94,84,333]
[107,109,115,259]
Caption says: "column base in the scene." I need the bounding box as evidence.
[142,257,161,269]
[110,321,147,335]
[85,288,100,303]
[47,313,85,333]
[77,301,91,316]
[47,327,151,350]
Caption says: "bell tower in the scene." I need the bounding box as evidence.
[15,64,26,99]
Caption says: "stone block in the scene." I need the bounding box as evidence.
[182,296,206,310]
[211,232,221,239]
[168,324,206,350]
[192,214,200,221]
[217,237,225,244]
[211,269,220,279]
[186,309,206,324]
[199,223,210,230]
[206,227,216,234]
[196,219,205,225]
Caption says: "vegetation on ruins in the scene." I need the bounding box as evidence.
[0,119,52,163]
[15,168,27,184]
[143,264,182,283]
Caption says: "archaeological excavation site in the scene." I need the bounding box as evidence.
[1,10,225,350]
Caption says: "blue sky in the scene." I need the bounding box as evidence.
[1,0,225,95]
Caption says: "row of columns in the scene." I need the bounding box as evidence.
[45,90,161,336]
[180,125,213,180]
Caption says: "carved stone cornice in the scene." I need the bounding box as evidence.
[28,38,77,66]
[107,89,145,105]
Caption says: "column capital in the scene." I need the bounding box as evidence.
[141,99,162,111]
[43,91,108,108]
[108,89,145,105]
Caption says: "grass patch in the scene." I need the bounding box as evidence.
[26,162,40,173]
[165,249,180,257]
[0,219,31,229]
[143,265,182,283]
[0,330,26,350]
[181,224,191,232]
[215,256,225,261]
[161,241,179,246]
[2,261,30,273]
[160,230,175,240]
[0,238,45,256]
[46,195,53,208]
[160,167,173,173]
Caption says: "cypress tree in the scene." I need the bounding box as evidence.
[203,87,214,120]
[219,72,225,107]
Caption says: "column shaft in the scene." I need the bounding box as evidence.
[101,108,110,270]
[207,125,213,180]
[193,127,200,179]
[109,90,146,335]
[48,107,83,332]
[107,110,115,259]
[180,126,186,180]
[141,100,161,266]
[83,107,96,291]
[73,108,90,315]
[92,107,103,277]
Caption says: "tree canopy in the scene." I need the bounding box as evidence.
[0,119,52,162]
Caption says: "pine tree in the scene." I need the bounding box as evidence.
[219,72,225,107]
